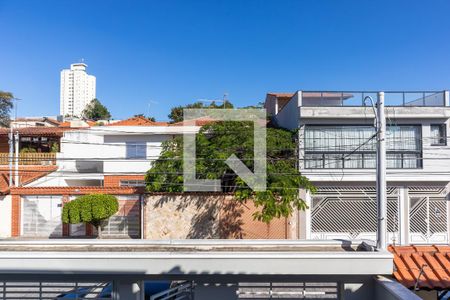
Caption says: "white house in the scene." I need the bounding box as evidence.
[265,91,450,245]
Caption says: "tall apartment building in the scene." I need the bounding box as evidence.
[60,63,96,118]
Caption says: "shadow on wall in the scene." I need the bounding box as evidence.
[147,194,288,239]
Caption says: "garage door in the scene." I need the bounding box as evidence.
[101,196,140,238]
[22,196,63,237]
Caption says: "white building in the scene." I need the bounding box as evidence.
[266,90,450,245]
[60,63,96,118]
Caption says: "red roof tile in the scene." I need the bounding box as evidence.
[0,166,57,194]
[0,127,74,136]
[109,116,168,126]
[170,116,216,126]
[389,245,450,290]
[10,186,143,195]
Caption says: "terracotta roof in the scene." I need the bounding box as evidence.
[170,116,216,126]
[389,245,450,290]
[108,116,168,126]
[0,127,74,136]
[0,165,57,194]
[10,186,143,195]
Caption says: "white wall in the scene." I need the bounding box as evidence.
[0,195,11,238]
[274,92,301,130]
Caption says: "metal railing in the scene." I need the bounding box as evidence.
[301,91,448,107]
[0,281,111,300]
[0,153,56,165]
[149,281,193,300]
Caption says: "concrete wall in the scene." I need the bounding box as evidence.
[144,194,290,239]
[0,195,11,238]
[274,92,300,130]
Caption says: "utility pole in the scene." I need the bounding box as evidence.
[8,129,13,187]
[14,131,19,187]
[376,92,387,250]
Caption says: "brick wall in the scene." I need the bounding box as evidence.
[104,175,145,187]
[11,195,21,237]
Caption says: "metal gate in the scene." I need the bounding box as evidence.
[409,187,448,244]
[311,187,399,242]
[0,282,111,300]
[150,281,193,300]
[101,197,140,238]
[22,196,63,237]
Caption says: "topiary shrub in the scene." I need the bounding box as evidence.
[62,194,119,238]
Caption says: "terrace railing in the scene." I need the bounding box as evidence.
[301,91,448,107]
[0,152,57,165]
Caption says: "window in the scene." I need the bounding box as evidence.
[304,125,422,169]
[126,142,146,159]
[431,124,447,146]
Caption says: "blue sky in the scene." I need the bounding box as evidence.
[1,0,450,121]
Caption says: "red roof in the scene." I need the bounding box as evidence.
[389,245,450,290]
[0,165,57,194]
[170,116,216,126]
[10,186,143,195]
[108,116,168,126]
[0,127,74,136]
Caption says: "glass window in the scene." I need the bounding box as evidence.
[430,124,447,146]
[126,142,147,159]
[304,125,422,169]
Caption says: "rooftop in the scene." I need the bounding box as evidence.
[389,245,450,290]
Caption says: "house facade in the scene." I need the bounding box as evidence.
[3,117,200,238]
[266,91,450,246]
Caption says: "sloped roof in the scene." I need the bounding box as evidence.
[14,117,62,126]
[108,116,168,126]
[0,165,58,194]
[389,245,450,290]
[0,127,74,137]
[170,116,216,127]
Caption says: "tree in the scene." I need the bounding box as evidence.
[82,98,111,121]
[168,101,233,123]
[134,114,156,122]
[62,194,119,238]
[0,91,14,127]
[145,121,315,222]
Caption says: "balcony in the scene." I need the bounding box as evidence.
[301,91,448,107]
[0,152,56,166]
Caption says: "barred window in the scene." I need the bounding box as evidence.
[304,125,422,169]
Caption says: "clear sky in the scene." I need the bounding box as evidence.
[1,0,450,121]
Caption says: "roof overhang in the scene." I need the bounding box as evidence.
[0,240,393,276]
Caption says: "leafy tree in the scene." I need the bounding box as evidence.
[0,91,14,127]
[168,101,233,123]
[62,194,119,238]
[134,114,156,122]
[82,98,111,121]
[145,121,315,222]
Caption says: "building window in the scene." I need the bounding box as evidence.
[126,142,146,159]
[304,125,422,169]
[430,124,447,146]
[120,180,146,187]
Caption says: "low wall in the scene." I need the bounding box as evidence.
[144,194,289,239]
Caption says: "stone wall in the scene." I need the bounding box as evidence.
[144,194,289,239]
